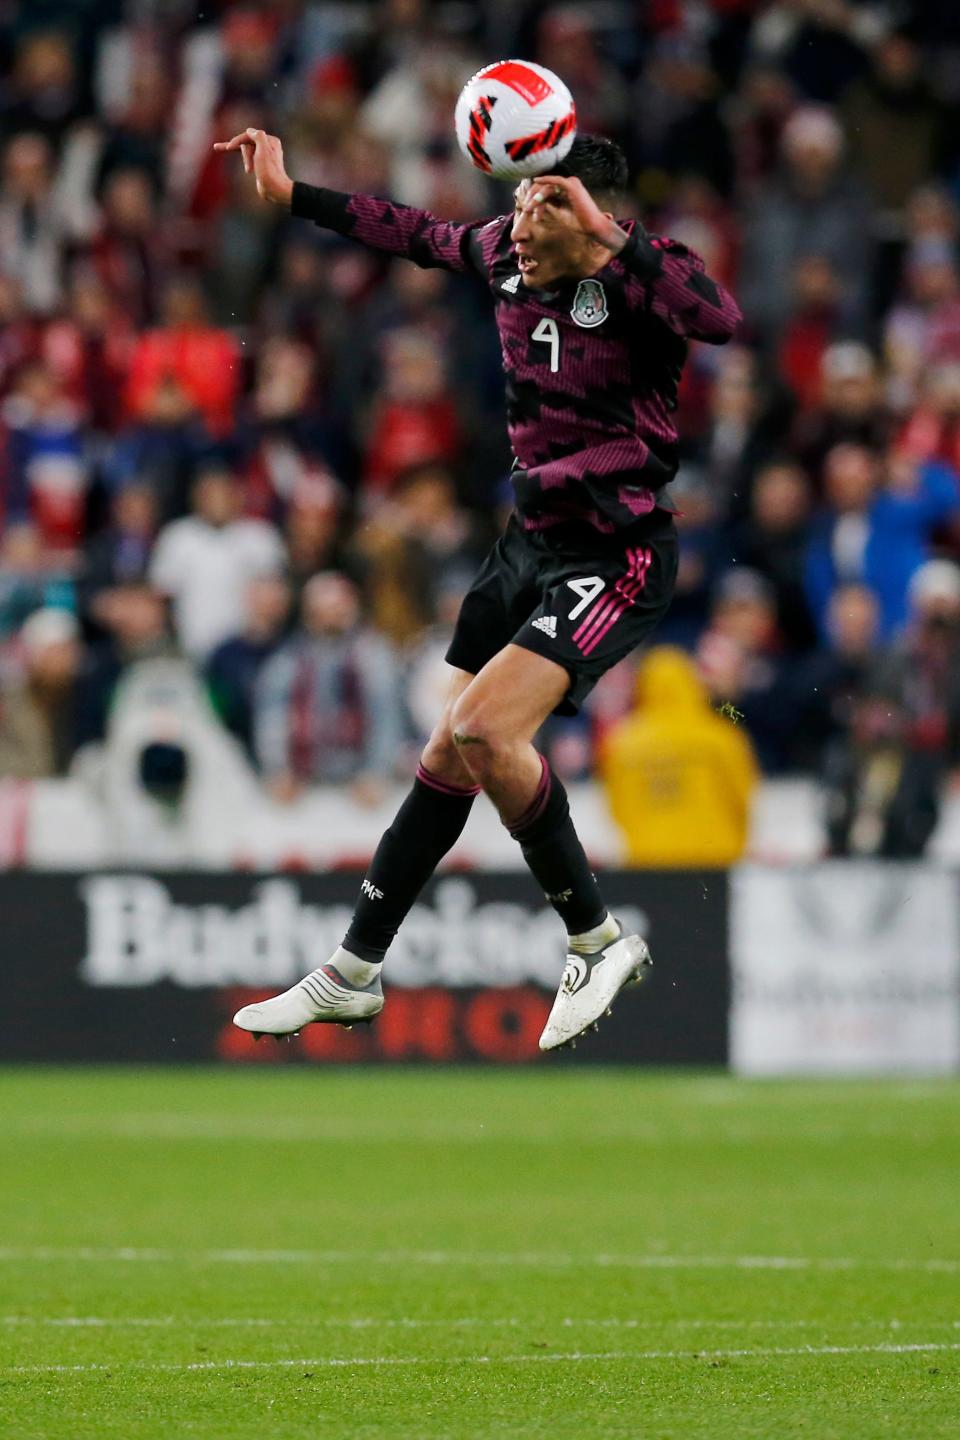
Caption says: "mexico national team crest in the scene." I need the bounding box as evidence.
[570,278,608,328]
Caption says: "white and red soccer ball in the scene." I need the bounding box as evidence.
[454,60,577,181]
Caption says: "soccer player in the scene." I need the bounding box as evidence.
[219,125,741,1050]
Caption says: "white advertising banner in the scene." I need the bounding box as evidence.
[730,863,960,1075]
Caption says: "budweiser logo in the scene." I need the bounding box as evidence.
[79,876,648,992]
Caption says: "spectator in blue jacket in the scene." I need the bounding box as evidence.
[205,573,291,757]
[804,442,960,640]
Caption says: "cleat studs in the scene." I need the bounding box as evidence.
[605,1009,612,1017]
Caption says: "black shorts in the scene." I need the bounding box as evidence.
[446,509,678,716]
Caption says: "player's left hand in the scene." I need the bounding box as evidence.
[522,174,627,255]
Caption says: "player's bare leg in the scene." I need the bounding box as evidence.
[233,673,480,1038]
[448,645,650,1049]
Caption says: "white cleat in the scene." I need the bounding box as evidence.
[538,933,652,1052]
[233,965,384,1039]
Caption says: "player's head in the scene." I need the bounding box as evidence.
[549,135,629,210]
[511,134,629,289]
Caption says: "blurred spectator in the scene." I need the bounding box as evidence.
[125,275,240,437]
[0,524,60,641]
[206,574,292,756]
[656,467,725,650]
[884,240,960,406]
[730,459,817,653]
[804,443,960,639]
[2,360,88,553]
[792,342,890,477]
[739,106,872,342]
[150,465,285,660]
[283,476,355,601]
[896,362,960,482]
[96,49,169,195]
[730,64,796,196]
[0,132,68,314]
[689,345,789,518]
[3,31,88,147]
[86,167,165,329]
[254,571,402,804]
[599,646,759,867]
[352,460,484,646]
[538,9,629,148]
[842,29,939,218]
[633,39,733,199]
[792,582,882,771]
[776,255,847,410]
[824,560,960,857]
[73,583,173,749]
[362,329,461,496]
[0,274,41,397]
[208,155,284,326]
[258,232,343,353]
[240,337,346,518]
[697,569,795,772]
[101,375,213,524]
[0,607,80,777]
[41,270,133,434]
[76,480,158,633]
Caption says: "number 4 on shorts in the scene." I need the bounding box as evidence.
[566,576,604,620]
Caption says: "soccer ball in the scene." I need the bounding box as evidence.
[454,60,577,181]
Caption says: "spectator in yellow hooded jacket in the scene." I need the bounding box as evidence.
[599,647,759,868]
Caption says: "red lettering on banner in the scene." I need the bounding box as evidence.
[299,1022,365,1061]
[484,61,553,107]
[217,987,551,1063]
[378,989,457,1060]
[463,988,551,1062]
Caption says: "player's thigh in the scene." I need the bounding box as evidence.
[451,643,570,745]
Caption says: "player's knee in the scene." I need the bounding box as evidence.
[421,723,463,780]
[449,696,500,760]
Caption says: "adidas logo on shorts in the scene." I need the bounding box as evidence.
[531,615,557,638]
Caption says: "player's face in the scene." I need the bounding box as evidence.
[511,179,596,288]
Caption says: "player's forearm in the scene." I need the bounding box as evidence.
[291,182,474,271]
[290,181,355,234]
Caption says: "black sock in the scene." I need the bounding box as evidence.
[343,764,480,962]
[508,756,607,934]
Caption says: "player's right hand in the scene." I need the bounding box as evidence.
[213,128,293,206]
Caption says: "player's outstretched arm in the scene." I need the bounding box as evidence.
[213,127,493,275]
[524,173,741,345]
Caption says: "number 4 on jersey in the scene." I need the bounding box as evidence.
[531,317,561,373]
[566,576,604,619]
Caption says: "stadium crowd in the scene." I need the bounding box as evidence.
[3,0,960,859]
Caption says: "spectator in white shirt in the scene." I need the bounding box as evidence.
[150,464,285,660]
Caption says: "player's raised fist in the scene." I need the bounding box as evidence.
[213,127,293,206]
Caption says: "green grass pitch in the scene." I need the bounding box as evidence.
[1,1067,959,1439]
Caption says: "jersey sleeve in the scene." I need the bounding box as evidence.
[618,226,741,344]
[290,181,502,276]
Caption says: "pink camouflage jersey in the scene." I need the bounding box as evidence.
[291,182,742,534]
